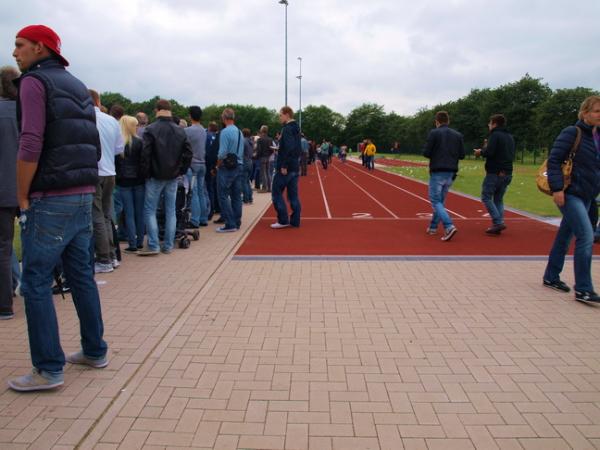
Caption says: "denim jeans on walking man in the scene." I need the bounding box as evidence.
[190,165,209,226]
[144,178,178,252]
[272,171,302,227]
[217,165,243,230]
[428,171,455,231]
[20,194,107,378]
[544,194,594,292]
[120,184,145,249]
[481,173,512,226]
[243,160,254,203]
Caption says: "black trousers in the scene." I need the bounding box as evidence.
[0,207,16,313]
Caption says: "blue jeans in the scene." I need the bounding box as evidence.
[217,166,243,229]
[544,194,594,292]
[243,160,254,203]
[429,172,455,230]
[190,165,209,226]
[20,194,107,374]
[272,171,302,227]
[481,173,512,225]
[144,178,178,252]
[120,184,145,248]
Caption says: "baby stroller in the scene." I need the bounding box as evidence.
[157,176,199,249]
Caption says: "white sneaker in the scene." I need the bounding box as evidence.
[112,259,120,269]
[271,223,291,229]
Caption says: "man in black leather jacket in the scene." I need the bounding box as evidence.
[139,99,192,255]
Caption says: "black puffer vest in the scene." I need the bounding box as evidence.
[16,58,100,193]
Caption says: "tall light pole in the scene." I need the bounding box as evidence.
[279,0,288,106]
[297,56,302,131]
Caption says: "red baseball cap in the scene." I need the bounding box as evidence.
[16,25,69,67]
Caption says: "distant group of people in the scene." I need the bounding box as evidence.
[0,24,304,392]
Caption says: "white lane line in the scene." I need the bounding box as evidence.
[315,161,332,219]
[344,163,467,219]
[332,164,399,219]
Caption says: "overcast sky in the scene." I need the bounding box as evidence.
[1,0,598,115]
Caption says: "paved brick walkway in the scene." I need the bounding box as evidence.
[2,193,600,449]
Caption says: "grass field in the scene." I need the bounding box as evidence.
[376,155,559,217]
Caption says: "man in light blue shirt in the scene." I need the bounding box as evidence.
[90,90,124,273]
[216,108,244,233]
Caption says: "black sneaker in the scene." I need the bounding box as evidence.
[213,217,225,224]
[441,226,457,242]
[485,224,506,235]
[575,291,600,305]
[543,279,571,293]
[52,285,71,296]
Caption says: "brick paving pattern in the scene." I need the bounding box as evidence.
[2,193,600,449]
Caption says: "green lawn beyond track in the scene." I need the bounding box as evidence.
[377,154,559,218]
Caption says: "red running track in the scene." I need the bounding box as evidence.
[236,159,592,258]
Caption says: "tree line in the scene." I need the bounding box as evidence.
[101,74,597,159]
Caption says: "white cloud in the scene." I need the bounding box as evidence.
[1,0,599,115]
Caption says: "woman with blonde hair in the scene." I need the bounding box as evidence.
[116,115,145,253]
[543,95,600,304]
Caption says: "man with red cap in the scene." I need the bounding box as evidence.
[9,25,109,392]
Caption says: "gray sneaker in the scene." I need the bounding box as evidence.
[137,247,160,256]
[66,351,109,368]
[94,262,114,273]
[8,368,64,392]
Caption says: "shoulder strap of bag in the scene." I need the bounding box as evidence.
[568,126,582,161]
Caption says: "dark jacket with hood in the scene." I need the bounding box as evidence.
[423,124,465,173]
[547,120,600,201]
[140,116,192,180]
[481,126,515,174]
[16,57,100,193]
[277,120,301,172]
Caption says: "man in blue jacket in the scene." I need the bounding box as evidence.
[271,106,302,229]
[423,111,465,241]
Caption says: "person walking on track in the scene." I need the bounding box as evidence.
[423,111,465,242]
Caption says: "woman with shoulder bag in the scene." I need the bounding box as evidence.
[116,115,146,253]
[543,96,600,304]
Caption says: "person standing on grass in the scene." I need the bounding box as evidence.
[423,110,465,242]
[0,65,20,320]
[543,96,600,304]
[474,114,515,235]
[10,25,109,392]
